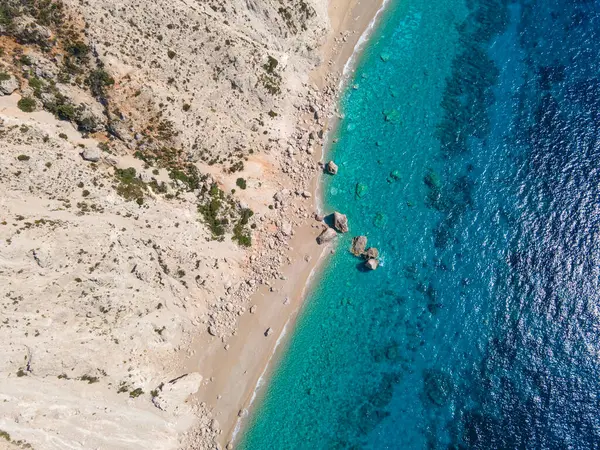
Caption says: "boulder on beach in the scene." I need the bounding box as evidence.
[265,327,273,337]
[333,211,349,233]
[326,161,338,175]
[365,259,379,270]
[317,227,337,244]
[351,236,367,256]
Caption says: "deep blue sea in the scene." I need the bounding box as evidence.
[240,0,600,448]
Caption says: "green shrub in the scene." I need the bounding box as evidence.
[232,208,253,247]
[17,155,30,161]
[167,50,176,59]
[236,177,247,190]
[168,164,200,191]
[55,103,75,121]
[17,97,36,112]
[129,388,144,398]
[87,69,114,98]
[263,56,278,74]
[28,76,44,97]
[0,72,10,81]
[65,40,89,58]
[80,374,99,384]
[198,184,226,237]
[115,167,146,203]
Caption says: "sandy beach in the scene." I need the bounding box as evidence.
[186,0,387,446]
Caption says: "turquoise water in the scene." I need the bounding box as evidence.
[241,0,600,447]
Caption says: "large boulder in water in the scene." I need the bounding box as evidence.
[351,236,367,256]
[317,227,337,244]
[365,247,379,259]
[333,212,349,233]
[326,161,338,175]
[365,259,379,270]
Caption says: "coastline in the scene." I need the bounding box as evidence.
[186,0,387,447]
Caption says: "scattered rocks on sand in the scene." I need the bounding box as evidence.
[317,227,337,244]
[81,147,101,162]
[280,222,293,236]
[326,160,338,175]
[351,236,367,256]
[333,211,349,233]
[365,259,379,270]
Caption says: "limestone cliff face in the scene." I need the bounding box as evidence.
[0,0,329,448]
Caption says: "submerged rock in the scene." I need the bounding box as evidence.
[423,369,453,406]
[317,227,337,244]
[390,170,401,181]
[383,109,400,123]
[351,236,367,256]
[326,160,338,175]
[333,212,349,233]
[355,182,368,198]
[373,213,388,228]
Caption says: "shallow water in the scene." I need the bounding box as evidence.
[240,0,600,448]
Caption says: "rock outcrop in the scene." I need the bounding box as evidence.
[81,147,101,162]
[0,75,19,95]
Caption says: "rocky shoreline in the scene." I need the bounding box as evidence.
[0,0,384,449]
